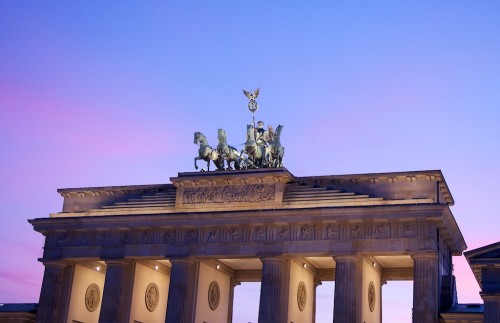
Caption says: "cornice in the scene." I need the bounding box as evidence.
[295,170,454,205]
[57,184,173,198]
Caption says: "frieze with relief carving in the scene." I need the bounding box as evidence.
[183,184,275,204]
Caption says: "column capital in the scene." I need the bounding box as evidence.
[168,257,196,265]
[333,254,360,263]
[103,259,132,267]
[481,292,500,301]
[41,260,70,268]
[411,252,438,261]
[259,255,286,263]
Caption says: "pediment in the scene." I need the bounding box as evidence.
[465,241,500,261]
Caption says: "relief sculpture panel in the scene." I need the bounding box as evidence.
[183,184,275,204]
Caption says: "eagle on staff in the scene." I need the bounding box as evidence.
[243,87,260,113]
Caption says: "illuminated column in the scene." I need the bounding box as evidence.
[36,261,73,323]
[412,253,439,323]
[165,259,199,323]
[258,256,289,323]
[99,259,135,323]
[333,255,361,323]
[227,278,241,323]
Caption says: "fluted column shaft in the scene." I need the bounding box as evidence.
[480,266,500,323]
[36,261,73,323]
[333,255,360,323]
[482,293,500,323]
[99,260,135,323]
[165,259,199,323]
[258,256,289,323]
[412,253,439,323]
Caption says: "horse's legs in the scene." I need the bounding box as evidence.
[194,157,199,170]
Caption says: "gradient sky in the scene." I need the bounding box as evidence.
[1,1,499,322]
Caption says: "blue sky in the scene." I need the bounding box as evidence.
[1,1,499,322]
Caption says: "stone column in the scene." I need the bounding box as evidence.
[480,266,500,323]
[258,256,289,323]
[412,253,439,323]
[36,261,73,323]
[227,278,241,323]
[165,259,199,323]
[481,293,500,323]
[99,259,135,323]
[333,255,361,323]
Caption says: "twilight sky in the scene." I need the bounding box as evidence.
[1,1,499,322]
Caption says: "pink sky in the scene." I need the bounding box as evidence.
[1,2,499,321]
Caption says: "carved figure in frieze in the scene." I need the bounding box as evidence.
[142,231,152,243]
[403,224,414,236]
[164,230,175,243]
[228,227,241,241]
[256,226,265,240]
[208,231,218,242]
[185,230,196,242]
[375,225,384,239]
[350,225,361,238]
[325,225,338,239]
[301,226,311,240]
[277,226,289,240]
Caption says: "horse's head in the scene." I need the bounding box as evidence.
[275,124,283,137]
[194,132,206,145]
[246,124,254,137]
[217,128,226,142]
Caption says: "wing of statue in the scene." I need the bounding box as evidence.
[243,89,252,100]
[254,87,260,99]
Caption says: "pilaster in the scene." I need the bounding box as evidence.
[411,252,439,323]
[36,261,74,323]
[333,255,361,323]
[165,258,199,323]
[258,256,290,323]
[98,259,135,323]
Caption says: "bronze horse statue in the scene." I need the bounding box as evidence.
[217,129,243,170]
[270,124,285,167]
[194,132,222,171]
[240,124,271,168]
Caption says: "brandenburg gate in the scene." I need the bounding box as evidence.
[30,90,466,323]
[30,168,466,323]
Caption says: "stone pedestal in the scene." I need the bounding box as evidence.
[333,255,361,323]
[36,261,73,323]
[98,260,135,323]
[258,257,289,323]
[412,253,439,323]
[165,259,199,323]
